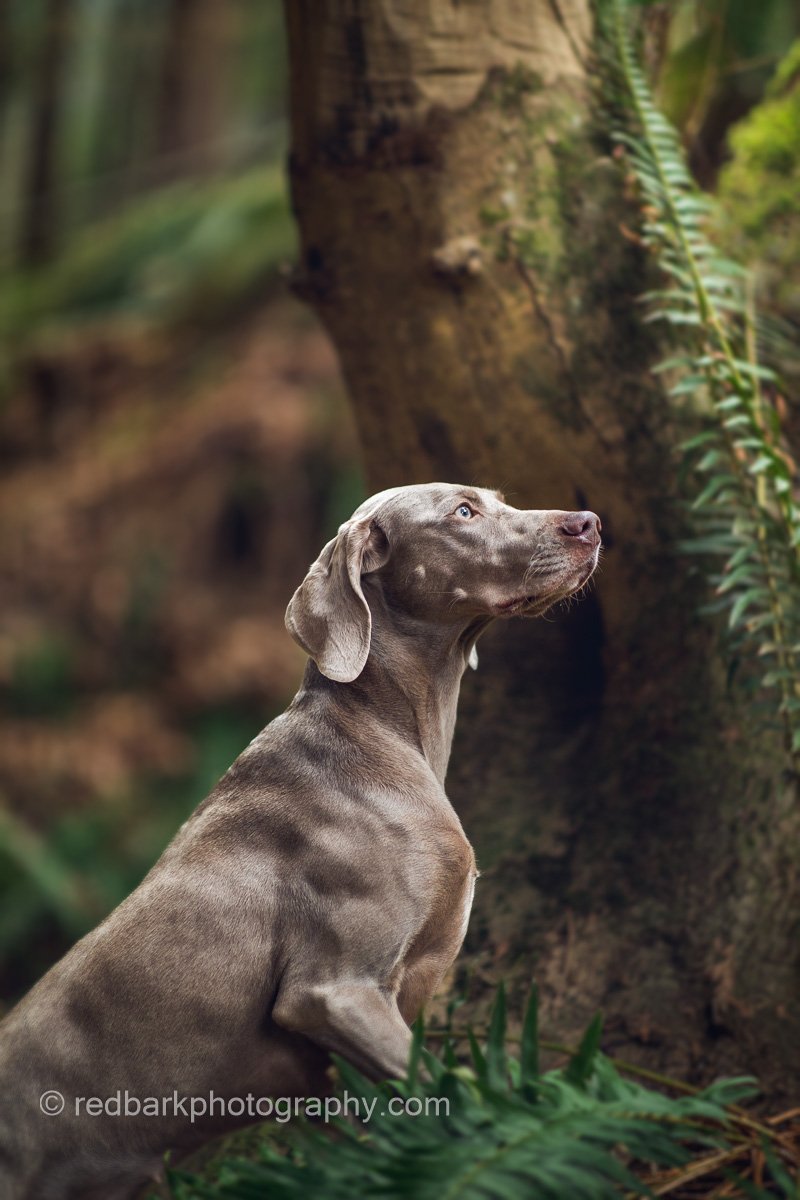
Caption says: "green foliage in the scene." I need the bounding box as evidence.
[0,807,91,946]
[168,986,768,1200]
[0,1,288,267]
[606,0,800,762]
[718,40,800,232]
[0,164,294,382]
[716,39,800,378]
[657,0,799,141]
[8,631,75,717]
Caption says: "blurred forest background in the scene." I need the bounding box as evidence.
[0,0,362,1001]
[1,0,800,1105]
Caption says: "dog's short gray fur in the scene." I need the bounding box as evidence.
[0,482,600,1199]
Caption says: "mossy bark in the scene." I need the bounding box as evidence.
[284,0,800,1098]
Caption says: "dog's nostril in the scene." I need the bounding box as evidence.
[559,510,600,538]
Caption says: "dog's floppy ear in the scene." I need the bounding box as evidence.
[285,518,389,683]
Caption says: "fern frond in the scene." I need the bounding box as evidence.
[606,0,800,764]
[168,987,770,1200]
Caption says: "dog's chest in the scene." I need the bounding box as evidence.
[456,869,477,944]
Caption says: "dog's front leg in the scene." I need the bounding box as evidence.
[272,982,411,1082]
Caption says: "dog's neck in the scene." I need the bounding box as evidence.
[300,589,485,786]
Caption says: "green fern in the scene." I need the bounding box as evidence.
[168,986,767,1200]
[605,0,800,763]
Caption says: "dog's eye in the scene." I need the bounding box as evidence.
[456,503,474,519]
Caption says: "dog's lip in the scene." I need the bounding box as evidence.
[496,548,600,615]
[583,543,601,576]
[494,593,549,616]
[495,594,535,613]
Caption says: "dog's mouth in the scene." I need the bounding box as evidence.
[495,593,544,616]
[495,548,600,617]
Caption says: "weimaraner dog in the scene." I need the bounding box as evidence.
[0,482,600,1199]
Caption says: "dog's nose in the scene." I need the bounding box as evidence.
[559,511,601,541]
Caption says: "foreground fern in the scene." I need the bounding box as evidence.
[168,986,765,1200]
[605,0,800,762]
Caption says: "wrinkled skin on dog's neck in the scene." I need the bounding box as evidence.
[301,596,477,785]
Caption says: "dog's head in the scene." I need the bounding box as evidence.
[286,483,601,682]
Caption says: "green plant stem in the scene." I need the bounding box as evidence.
[745,278,800,749]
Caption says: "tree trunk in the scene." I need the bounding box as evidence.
[21,0,69,265]
[283,0,800,1100]
[156,0,231,180]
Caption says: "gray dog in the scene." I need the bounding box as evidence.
[0,482,600,1199]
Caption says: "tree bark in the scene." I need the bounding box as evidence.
[284,0,800,1100]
